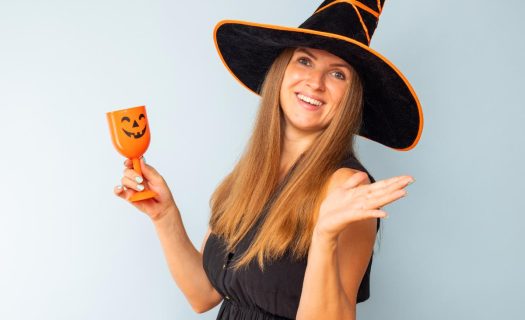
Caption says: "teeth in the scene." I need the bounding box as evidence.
[297,93,323,107]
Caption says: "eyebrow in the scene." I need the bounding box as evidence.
[296,48,352,70]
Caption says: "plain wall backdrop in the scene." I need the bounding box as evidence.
[1,0,523,319]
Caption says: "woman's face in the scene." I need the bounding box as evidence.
[279,47,353,136]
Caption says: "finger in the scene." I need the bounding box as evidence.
[124,158,133,169]
[121,175,145,192]
[366,175,410,192]
[371,176,413,198]
[365,189,407,210]
[114,185,124,195]
[123,167,144,184]
[341,209,388,224]
[114,185,132,200]
[354,176,413,200]
[340,171,369,189]
[355,175,412,199]
[139,158,164,184]
[383,175,414,190]
[364,209,388,219]
[124,156,147,169]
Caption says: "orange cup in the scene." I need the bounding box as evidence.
[107,105,157,202]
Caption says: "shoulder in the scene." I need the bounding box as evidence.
[338,154,375,183]
[323,165,379,238]
[325,167,371,195]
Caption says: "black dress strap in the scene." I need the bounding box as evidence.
[339,154,376,183]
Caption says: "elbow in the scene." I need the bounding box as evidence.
[191,303,211,314]
[186,286,223,313]
[190,299,222,314]
[296,299,356,320]
[297,312,355,320]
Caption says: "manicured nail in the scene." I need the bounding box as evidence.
[135,176,143,183]
[137,184,144,191]
[116,185,123,190]
[408,178,415,185]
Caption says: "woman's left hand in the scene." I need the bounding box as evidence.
[314,171,414,242]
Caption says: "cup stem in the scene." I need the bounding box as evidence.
[132,158,142,177]
[128,156,157,202]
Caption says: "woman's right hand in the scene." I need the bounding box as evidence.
[113,157,176,221]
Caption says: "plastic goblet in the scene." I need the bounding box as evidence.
[107,105,157,202]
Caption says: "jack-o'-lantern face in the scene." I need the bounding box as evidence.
[121,113,147,139]
[107,105,151,159]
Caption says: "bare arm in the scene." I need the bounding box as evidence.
[114,158,222,313]
[296,169,412,319]
[153,213,223,313]
[296,218,376,319]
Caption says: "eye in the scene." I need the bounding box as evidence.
[139,114,145,120]
[297,56,311,66]
[331,70,346,80]
[121,116,130,122]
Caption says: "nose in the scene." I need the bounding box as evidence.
[132,120,139,128]
[306,70,325,91]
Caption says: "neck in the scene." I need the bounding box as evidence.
[279,126,321,179]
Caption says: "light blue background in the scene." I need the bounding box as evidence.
[1,0,523,319]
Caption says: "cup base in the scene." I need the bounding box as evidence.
[129,189,157,202]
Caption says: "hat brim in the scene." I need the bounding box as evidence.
[214,20,423,151]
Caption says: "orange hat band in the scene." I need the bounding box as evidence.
[315,0,381,19]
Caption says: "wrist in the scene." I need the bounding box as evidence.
[311,227,338,251]
[152,204,179,228]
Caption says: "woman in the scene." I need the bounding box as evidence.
[114,1,423,319]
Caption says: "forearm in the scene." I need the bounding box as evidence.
[153,205,219,311]
[296,233,355,320]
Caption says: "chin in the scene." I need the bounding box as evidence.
[288,121,325,134]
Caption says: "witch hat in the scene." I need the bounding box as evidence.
[214,0,423,150]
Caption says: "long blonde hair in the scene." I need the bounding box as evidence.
[209,47,364,270]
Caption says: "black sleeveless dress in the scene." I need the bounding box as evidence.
[203,155,379,319]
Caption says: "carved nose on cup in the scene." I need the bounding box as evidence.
[133,120,139,128]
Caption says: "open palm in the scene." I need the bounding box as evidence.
[315,172,413,240]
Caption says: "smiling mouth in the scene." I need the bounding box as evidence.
[122,125,147,139]
[296,93,324,107]
[296,93,324,110]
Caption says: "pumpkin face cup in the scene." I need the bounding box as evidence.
[108,106,151,159]
[107,105,157,202]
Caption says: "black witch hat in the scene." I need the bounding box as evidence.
[214,0,423,150]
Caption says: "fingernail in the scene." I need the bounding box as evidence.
[408,178,415,185]
[137,184,144,191]
[116,185,123,190]
[135,176,143,183]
